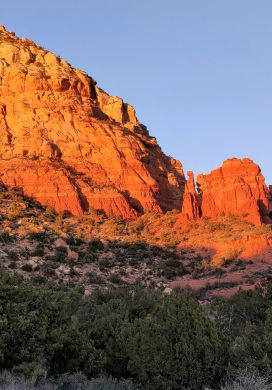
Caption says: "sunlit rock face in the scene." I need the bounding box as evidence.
[181,158,271,226]
[181,171,200,221]
[0,25,185,218]
[197,158,270,225]
[1,25,267,225]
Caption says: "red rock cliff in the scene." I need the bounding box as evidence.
[181,171,200,221]
[196,158,270,225]
[0,25,185,218]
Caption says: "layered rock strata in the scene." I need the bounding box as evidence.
[0,25,185,218]
[181,158,270,225]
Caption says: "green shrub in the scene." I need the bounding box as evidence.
[86,272,104,284]
[12,362,47,386]
[55,246,68,262]
[45,205,56,218]
[8,251,19,261]
[0,231,13,243]
[66,236,85,246]
[88,239,104,252]
[126,292,226,389]
[21,264,33,272]
[6,268,272,389]
[41,263,56,276]
[31,243,45,257]
[128,257,140,266]
[109,273,123,285]
[27,232,49,242]
[99,259,112,270]
[81,252,97,264]
[8,261,17,269]
[159,259,187,279]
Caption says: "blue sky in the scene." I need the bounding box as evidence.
[2,1,272,182]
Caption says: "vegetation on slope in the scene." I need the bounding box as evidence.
[0,269,225,389]
[1,269,272,388]
[0,185,271,298]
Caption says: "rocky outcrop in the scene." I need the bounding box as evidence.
[0,25,185,218]
[181,158,269,225]
[0,26,269,225]
[197,158,270,225]
[181,171,200,221]
[268,186,272,216]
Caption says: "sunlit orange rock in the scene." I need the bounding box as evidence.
[181,171,200,221]
[197,158,270,225]
[268,185,272,216]
[0,25,185,218]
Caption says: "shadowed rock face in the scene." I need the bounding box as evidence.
[181,158,271,226]
[0,25,185,218]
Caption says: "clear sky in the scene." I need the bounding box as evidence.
[1,1,272,182]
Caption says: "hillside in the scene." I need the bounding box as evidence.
[0,25,271,301]
[0,25,184,218]
[0,185,271,300]
[0,23,272,390]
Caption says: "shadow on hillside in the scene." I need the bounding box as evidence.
[1,184,272,299]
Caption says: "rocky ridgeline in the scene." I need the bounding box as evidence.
[0,25,271,226]
[0,25,184,218]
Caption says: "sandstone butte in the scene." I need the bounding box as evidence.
[181,158,272,226]
[0,25,271,226]
[0,25,185,218]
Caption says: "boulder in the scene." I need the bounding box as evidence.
[67,250,79,261]
[54,238,68,248]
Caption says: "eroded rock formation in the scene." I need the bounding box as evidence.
[197,158,270,225]
[0,25,185,218]
[181,171,200,221]
[0,25,270,225]
[182,158,270,226]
